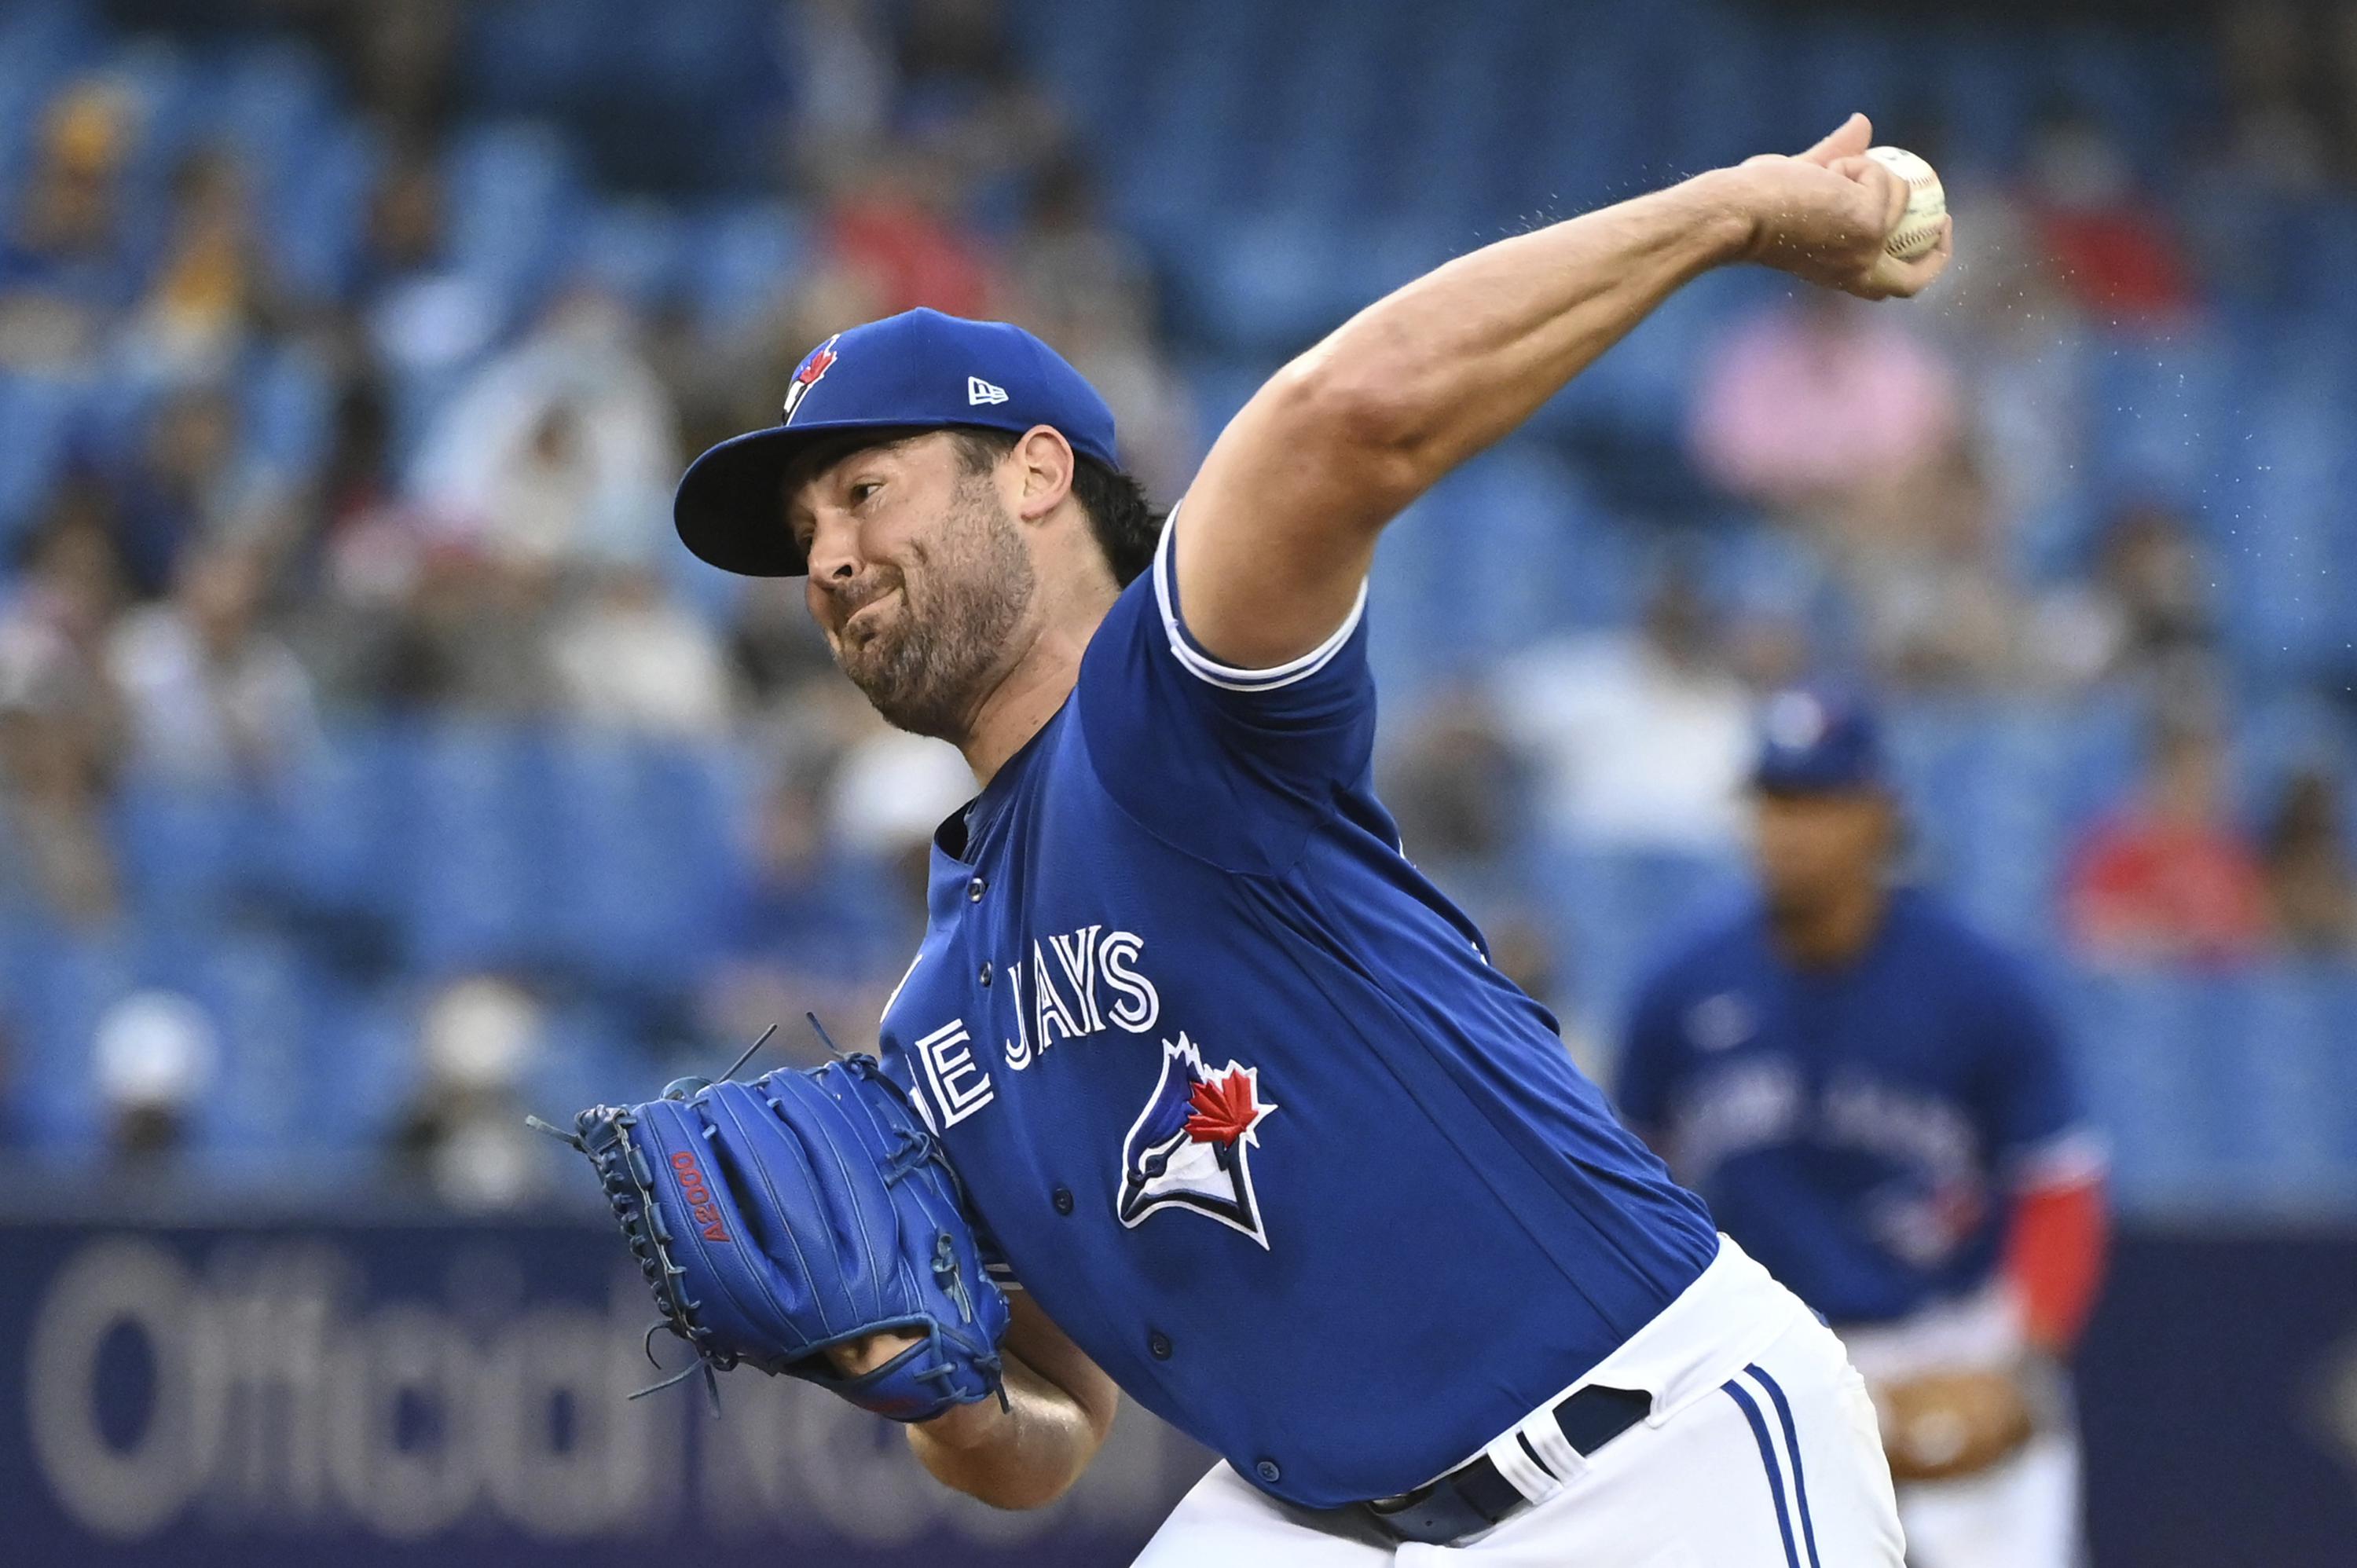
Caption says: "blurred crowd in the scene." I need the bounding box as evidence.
[1,0,2354,1203]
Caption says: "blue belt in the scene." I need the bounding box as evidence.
[1357,1383,1652,1547]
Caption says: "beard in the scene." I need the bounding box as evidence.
[833,481,1036,741]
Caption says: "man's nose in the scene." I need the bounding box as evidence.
[805,514,860,583]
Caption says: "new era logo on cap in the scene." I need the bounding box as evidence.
[967,376,1008,405]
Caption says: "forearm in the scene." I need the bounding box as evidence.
[907,1354,1112,1511]
[1299,169,1755,484]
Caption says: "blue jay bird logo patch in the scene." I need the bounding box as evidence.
[1116,1035,1277,1248]
[781,334,841,422]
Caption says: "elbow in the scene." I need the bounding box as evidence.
[1265,350,1442,491]
[955,1471,1084,1513]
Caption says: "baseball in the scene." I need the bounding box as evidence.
[1865,145,1947,262]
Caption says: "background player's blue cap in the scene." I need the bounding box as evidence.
[673,307,1120,577]
[1751,687,1889,794]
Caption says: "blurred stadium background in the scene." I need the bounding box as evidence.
[0,0,2352,1562]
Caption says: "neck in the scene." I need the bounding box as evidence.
[957,590,1116,786]
[1769,880,1890,969]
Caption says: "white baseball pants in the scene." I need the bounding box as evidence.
[1133,1305,1905,1566]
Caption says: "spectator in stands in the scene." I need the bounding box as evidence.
[2022,104,2198,324]
[93,990,218,1177]
[2087,500,2218,687]
[2065,716,2269,964]
[548,564,731,737]
[1688,290,1961,537]
[130,147,284,381]
[0,486,127,764]
[0,676,119,928]
[2262,766,2357,954]
[1492,565,1754,854]
[112,383,254,599]
[409,284,680,574]
[388,974,551,1211]
[698,768,908,1063]
[828,722,977,934]
[784,0,899,184]
[895,0,1064,184]
[728,577,841,719]
[109,538,320,786]
[1381,681,1520,877]
[356,143,499,382]
[1007,151,1197,502]
[0,80,137,372]
[1846,441,2042,693]
[819,143,999,319]
[0,492,126,925]
[2212,0,2337,192]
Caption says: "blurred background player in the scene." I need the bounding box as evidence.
[1617,687,2110,1568]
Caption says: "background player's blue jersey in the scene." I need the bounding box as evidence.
[875,523,1718,1510]
[1617,888,2097,1327]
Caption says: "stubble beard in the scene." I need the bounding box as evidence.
[836,482,1036,742]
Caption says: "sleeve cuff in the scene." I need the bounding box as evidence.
[2004,1126,2110,1191]
[1150,502,1367,692]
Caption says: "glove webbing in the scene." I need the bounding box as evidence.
[530,1103,733,1412]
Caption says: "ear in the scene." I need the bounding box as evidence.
[1007,425,1077,522]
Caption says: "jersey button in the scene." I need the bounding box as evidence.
[1052,1187,1074,1214]
[1148,1331,1172,1360]
[968,877,987,902]
[977,962,992,987]
[1255,1460,1281,1485]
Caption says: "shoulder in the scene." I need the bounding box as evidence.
[1890,891,2053,1016]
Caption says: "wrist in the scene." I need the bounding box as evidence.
[1680,166,1769,266]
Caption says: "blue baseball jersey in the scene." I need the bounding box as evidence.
[1616,888,2097,1328]
[875,523,1718,1509]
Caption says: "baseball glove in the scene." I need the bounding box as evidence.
[537,1050,1010,1423]
[1871,1368,2037,1483]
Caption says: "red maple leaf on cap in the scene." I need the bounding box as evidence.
[797,345,838,384]
[1183,1071,1265,1147]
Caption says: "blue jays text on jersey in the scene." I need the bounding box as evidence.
[874,522,1720,1511]
[1616,888,2103,1328]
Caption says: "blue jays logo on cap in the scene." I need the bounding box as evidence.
[781,334,841,422]
[1117,1035,1277,1248]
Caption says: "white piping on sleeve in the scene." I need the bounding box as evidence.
[2005,1125,2111,1191]
[1151,504,1368,692]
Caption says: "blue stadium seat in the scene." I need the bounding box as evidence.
[1534,845,1749,1037]
[538,732,731,995]
[2086,329,2238,515]
[2062,969,2210,1207]
[395,722,549,975]
[268,117,379,303]
[684,200,808,337]
[0,372,79,551]
[575,197,687,310]
[240,343,332,481]
[109,774,269,924]
[443,119,585,332]
[3,925,130,1163]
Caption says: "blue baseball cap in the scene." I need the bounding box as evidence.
[1752,687,1888,794]
[673,307,1120,577]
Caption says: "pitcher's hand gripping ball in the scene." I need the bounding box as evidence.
[539,1053,1010,1421]
[1864,145,1947,262]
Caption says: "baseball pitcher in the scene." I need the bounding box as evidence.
[548,115,1951,1561]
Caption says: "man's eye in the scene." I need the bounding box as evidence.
[849,481,882,505]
